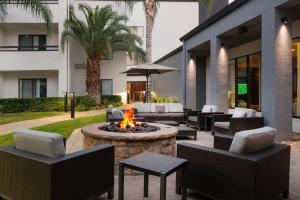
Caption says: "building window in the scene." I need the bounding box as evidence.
[18,35,46,51]
[19,79,47,98]
[292,38,300,117]
[228,53,261,110]
[101,79,113,95]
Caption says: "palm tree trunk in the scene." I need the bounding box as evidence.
[86,57,101,103]
[145,0,154,64]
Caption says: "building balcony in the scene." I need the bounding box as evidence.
[0,46,62,71]
[3,0,61,24]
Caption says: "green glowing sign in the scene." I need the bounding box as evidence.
[238,83,247,95]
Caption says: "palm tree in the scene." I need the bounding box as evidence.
[0,0,53,32]
[116,0,214,63]
[61,4,146,103]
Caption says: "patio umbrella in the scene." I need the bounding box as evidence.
[121,63,179,102]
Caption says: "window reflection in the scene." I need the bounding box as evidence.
[292,40,300,117]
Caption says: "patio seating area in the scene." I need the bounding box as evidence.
[1,103,299,200]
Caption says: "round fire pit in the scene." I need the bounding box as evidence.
[81,122,177,174]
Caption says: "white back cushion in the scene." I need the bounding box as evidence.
[232,109,247,118]
[134,103,151,113]
[202,105,212,113]
[211,106,219,112]
[167,103,183,113]
[14,128,65,158]
[229,127,277,154]
[235,107,256,117]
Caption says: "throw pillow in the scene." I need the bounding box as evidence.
[202,105,212,113]
[156,105,165,113]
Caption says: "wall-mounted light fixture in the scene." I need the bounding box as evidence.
[281,16,288,24]
[190,55,194,59]
[238,26,248,35]
[221,43,225,47]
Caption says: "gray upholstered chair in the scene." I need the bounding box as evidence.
[0,129,114,200]
[186,105,223,130]
[211,108,264,135]
[176,127,290,200]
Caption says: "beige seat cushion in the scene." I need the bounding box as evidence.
[14,128,65,158]
[214,122,230,129]
[229,126,277,155]
[188,116,198,122]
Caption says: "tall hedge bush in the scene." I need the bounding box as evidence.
[0,95,121,113]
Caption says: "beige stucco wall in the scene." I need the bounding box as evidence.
[0,70,58,98]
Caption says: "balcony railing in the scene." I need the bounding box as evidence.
[0,45,59,51]
[7,0,58,4]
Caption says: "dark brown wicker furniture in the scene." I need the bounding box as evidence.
[119,152,188,200]
[211,114,264,135]
[214,133,234,150]
[0,144,115,200]
[153,120,180,126]
[176,142,290,200]
[177,126,197,140]
[186,110,224,130]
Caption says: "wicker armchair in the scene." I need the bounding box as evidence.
[0,144,115,200]
[186,110,223,130]
[176,142,290,200]
[211,113,264,135]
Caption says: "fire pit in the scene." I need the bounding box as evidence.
[81,109,177,174]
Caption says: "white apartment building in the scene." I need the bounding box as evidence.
[0,0,199,104]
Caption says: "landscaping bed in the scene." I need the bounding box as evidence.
[0,114,106,147]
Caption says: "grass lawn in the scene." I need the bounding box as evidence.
[0,114,106,147]
[0,112,64,125]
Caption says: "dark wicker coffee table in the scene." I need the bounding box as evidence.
[118,152,188,200]
[177,126,197,140]
[153,120,180,126]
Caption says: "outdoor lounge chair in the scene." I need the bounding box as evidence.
[176,127,290,200]
[0,129,114,200]
[186,105,223,130]
[211,107,264,135]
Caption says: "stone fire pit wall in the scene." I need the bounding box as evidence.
[81,123,177,175]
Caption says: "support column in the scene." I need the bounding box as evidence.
[261,9,292,141]
[181,43,187,107]
[210,37,229,113]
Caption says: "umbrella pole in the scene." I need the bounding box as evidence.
[146,74,149,103]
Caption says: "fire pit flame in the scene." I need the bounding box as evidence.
[120,109,136,129]
[101,108,159,133]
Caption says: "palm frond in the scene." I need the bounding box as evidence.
[61,3,146,62]
[201,0,215,16]
[0,0,53,33]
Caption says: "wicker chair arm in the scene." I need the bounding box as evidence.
[230,117,264,134]
[211,114,232,122]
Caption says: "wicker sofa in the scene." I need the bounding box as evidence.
[132,102,185,122]
[211,108,264,135]
[0,144,115,200]
[176,142,290,200]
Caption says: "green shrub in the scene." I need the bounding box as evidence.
[76,96,97,107]
[102,95,122,105]
[152,96,179,103]
[0,95,122,113]
[75,103,89,111]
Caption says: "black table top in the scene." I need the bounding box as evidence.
[121,152,187,176]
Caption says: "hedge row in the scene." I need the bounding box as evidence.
[0,95,122,113]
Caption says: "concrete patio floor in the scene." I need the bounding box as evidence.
[67,130,300,200]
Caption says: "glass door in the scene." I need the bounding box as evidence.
[236,56,248,108]
[249,53,261,110]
